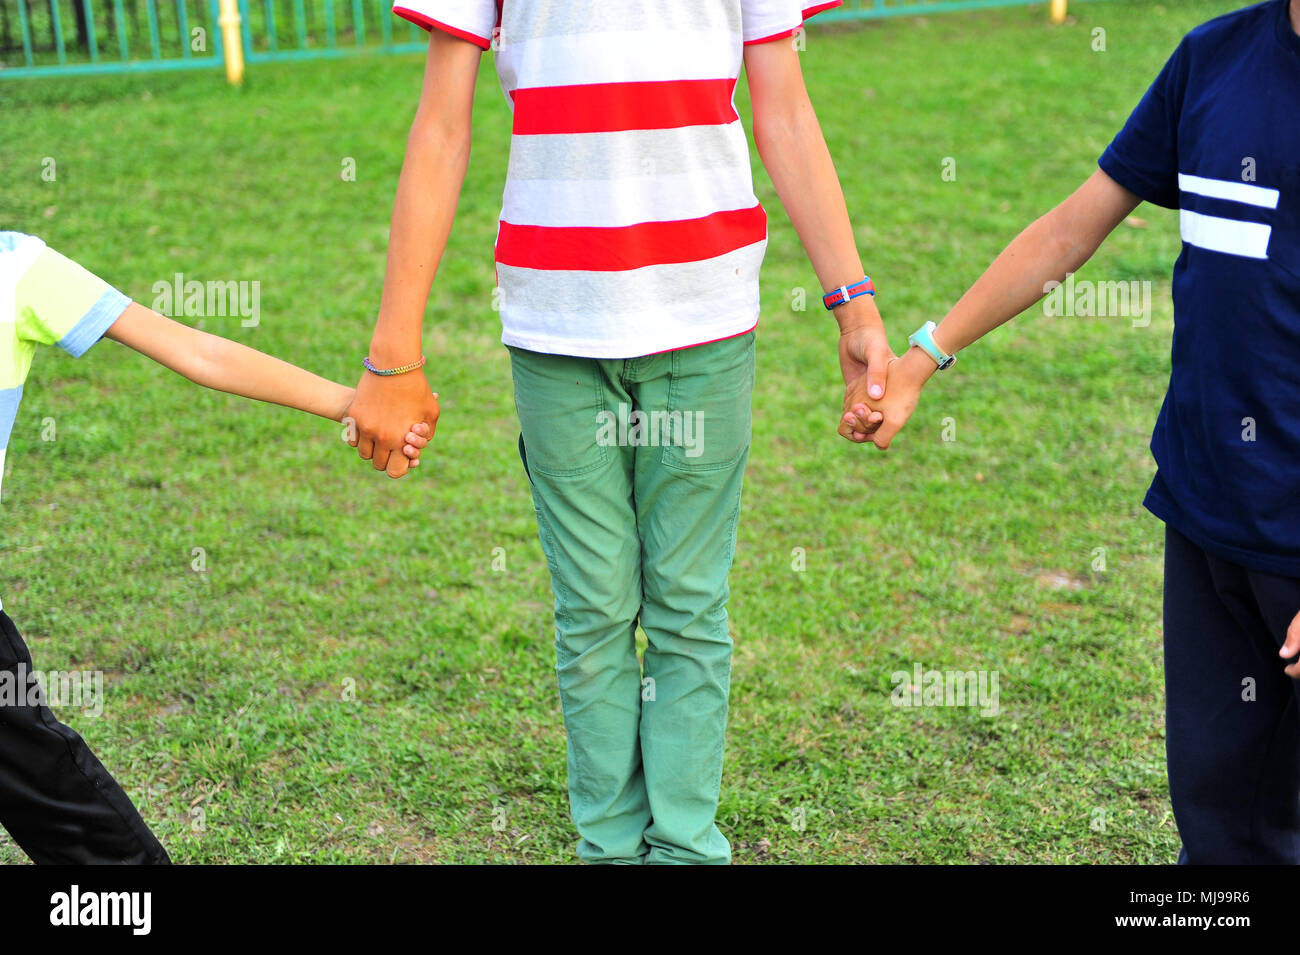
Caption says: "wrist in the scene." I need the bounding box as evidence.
[931,321,956,358]
[897,345,939,386]
[363,354,427,378]
[361,366,427,390]
[331,385,356,422]
[834,295,883,335]
[905,318,959,374]
[367,332,423,368]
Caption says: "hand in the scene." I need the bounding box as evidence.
[1281,610,1300,679]
[403,422,432,466]
[336,388,430,466]
[836,303,896,442]
[840,346,934,449]
[345,368,441,478]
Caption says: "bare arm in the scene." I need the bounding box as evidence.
[846,169,1145,447]
[104,302,353,420]
[931,169,1142,356]
[744,36,892,426]
[347,28,481,477]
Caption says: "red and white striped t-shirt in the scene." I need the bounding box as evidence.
[393,0,842,359]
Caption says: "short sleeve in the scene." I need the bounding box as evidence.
[741,0,842,46]
[12,239,130,358]
[393,0,497,50]
[1098,39,1189,210]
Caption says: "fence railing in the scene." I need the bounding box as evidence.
[0,0,428,77]
[825,0,1070,19]
[0,0,1073,80]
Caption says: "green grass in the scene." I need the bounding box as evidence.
[0,0,1238,864]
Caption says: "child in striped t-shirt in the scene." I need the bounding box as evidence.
[0,232,430,863]
[348,1,892,863]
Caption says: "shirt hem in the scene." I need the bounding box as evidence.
[744,0,843,45]
[501,318,759,359]
[392,7,491,49]
[1144,483,1300,580]
[57,289,130,358]
[1097,152,1178,211]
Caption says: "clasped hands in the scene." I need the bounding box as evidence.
[837,319,934,450]
[337,319,926,477]
[343,364,440,478]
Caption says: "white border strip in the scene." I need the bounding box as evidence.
[1178,173,1279,209]
[1180,209,1272,259]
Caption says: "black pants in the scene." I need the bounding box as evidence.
[1164,526,1300,864]
[0,610,169,864]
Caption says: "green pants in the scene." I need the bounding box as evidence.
[508,331,755,864]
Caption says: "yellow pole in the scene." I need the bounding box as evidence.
[218,0,244,85]
[1050,0,1067,23]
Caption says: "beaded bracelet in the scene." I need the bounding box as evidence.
[363,355,427,377]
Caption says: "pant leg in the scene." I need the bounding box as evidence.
[508,347,650,864]
[1163,525,1300,864]
[0,611,170,865]
[1240,555,1300,861]
[631,331,755,865]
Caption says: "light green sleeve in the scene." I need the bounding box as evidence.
[15,244,132,357]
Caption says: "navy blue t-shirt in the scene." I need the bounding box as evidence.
[1099,0,1300,577]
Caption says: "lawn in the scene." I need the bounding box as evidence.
[0,0,1241,863]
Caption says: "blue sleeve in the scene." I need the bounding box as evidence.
[1098,39,1189,210]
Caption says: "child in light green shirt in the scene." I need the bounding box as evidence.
[0,231,430,863]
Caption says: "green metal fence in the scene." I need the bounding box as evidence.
[0,0,1076,80]
[0,0,428,77]
[236,0,428,64]
[822,0,1076,19]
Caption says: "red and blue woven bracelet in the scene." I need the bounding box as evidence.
[822,276,875,309]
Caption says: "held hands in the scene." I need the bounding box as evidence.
[836,303,897,441]
[399,422,432,466]
[839,345,934,450]
[344,365,441,478]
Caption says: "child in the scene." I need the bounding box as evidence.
[346,1,893,863]
[844,0,1300,864]
[0,231,430,863]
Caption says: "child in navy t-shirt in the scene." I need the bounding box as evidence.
[1099,0,1300,578]
[843,0,1300,863]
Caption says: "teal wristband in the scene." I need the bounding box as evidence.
[907,321,956,371]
